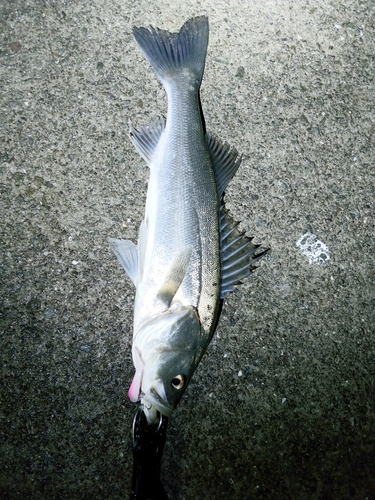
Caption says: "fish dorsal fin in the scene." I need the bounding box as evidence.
[109,238,138,286]
[156,247,192,308]
[129,117,165,165]
[220,204,268,298]
[206,133,242,197]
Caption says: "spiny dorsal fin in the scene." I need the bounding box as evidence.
[129,117,165,165]
[220,204,268,298]
[156,247,192,308]
[110,238,138,286]
[206,133,242,197]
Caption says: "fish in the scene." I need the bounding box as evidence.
[110,16,266,424]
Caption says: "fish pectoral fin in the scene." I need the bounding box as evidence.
[206,133,242,197]
[156,247,192,307]
[220,204,268,298]
[109,238,138,286]
[129,117,165,165]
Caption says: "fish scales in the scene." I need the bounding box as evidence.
[143,79,220,329]
[132,20,220,337]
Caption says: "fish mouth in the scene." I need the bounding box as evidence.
[142,385,173,423]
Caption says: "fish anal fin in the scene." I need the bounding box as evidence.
[129,117,165,165]
[220,204,268,298]
[109,238,138,286]
[156,247,192,308]
[206,133,242,197]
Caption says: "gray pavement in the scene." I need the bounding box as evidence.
[1,0,374,498]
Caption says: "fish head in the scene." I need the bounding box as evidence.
[130,304,204,423]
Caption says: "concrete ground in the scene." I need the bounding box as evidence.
[1,0,374,498]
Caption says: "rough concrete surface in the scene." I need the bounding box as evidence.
[1,0,374,498]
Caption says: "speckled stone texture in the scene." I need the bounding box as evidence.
[1,1,374,499]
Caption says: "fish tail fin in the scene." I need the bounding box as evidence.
[132,16,209,88]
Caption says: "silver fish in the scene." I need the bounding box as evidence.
[111,16,266,423]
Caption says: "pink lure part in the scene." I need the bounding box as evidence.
[128,371,142,402]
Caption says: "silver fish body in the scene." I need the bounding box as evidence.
[111,16,266,423]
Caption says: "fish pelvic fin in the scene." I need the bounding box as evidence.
[220,204,269,298]
[109,238,138,286]
[132,16,209,87]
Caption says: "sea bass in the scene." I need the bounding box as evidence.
[111,16,265,423]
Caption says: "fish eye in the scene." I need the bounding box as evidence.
[171,374,185,390]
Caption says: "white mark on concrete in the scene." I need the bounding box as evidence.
[296,232,330,265]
